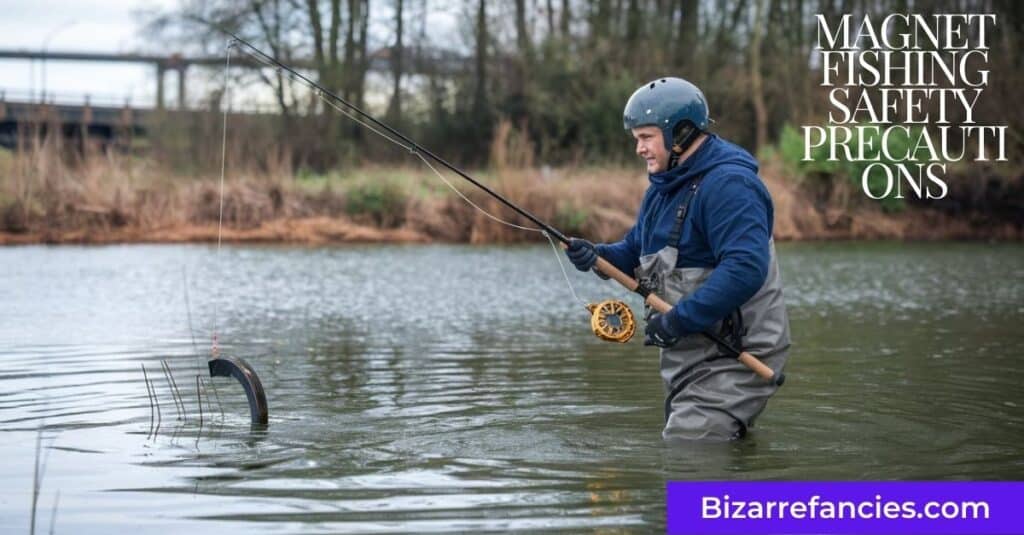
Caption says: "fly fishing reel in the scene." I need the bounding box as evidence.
[585,300,636,343]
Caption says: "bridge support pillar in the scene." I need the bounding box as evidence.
[177,66,187,109]
[156,64,165,110]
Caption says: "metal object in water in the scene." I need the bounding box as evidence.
[208,356,268,426]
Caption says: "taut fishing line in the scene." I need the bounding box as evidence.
[312,77,591,308]
[212,42,232,359]
[233,39,543,235]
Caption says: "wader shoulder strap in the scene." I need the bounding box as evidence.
[666,175,704,249]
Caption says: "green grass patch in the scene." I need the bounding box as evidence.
[554,202,589,235]
[342,174,409,227]
[772,124,931,212]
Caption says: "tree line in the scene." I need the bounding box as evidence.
[147,0,1023,172]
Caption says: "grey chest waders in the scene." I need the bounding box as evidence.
[634,177,791,441]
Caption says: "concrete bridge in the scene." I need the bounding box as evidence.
[0,46,465,149]
[0,47,465,110]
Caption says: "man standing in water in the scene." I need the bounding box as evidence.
[566,78,790,441]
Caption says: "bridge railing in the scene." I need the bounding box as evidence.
[0,87,281,115]
[1,88,133,109]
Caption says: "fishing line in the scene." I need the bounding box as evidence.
[211,42,233,359]
[318,92,541,232]
[221,36,622,336]
[316,75,583,297]
[543,230,586,305]
[308,66,581,297]
[316,81,582,300]
[232,41,542,234]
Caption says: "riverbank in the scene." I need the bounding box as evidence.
[1,149,1019,245]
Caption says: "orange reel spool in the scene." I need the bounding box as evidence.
[585,300,636,343]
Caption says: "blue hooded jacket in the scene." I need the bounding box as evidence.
[596,134,774,336]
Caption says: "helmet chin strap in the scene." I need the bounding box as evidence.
[668,147,683,169]
[668,123,703,169]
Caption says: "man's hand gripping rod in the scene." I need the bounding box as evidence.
[585,252,785,386]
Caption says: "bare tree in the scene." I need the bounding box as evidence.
[750,0,768,151]
[387,0,405,124]
[473,0,488,117]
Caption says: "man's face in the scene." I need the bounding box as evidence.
[632,126,670,174]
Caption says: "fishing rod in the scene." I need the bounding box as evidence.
[220,32,783,386]
[222,32,566,244]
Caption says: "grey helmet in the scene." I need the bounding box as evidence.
[623,77,709,166]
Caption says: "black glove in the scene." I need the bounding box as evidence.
[566,238,598,272]
[644,312,683,348]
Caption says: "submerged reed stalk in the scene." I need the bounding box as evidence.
[160,360,186,421]
[48,490,59,535]
[30,426,54,535]
[141,363,161,434]
[142,363,155,434]
[196,375,203,427]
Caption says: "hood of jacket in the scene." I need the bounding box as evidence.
[647,134,759,194]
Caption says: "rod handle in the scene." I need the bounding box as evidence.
[738,351,784,385]
[591,256,782,385]
[593,256,643,292]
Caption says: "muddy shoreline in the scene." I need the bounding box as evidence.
[3,204,1018,246]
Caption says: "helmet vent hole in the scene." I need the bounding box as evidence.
[660,79,666,83]
[649,83,655,89]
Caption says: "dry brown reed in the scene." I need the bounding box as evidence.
[0,135,649,244]
[2,137,1016,244]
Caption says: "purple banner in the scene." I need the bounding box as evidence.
[666,481,1024,534]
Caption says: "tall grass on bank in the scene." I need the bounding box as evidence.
[3,137,1020,243]
[0,138,647,244]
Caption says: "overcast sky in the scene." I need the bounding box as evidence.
[0,0,182,107]
[0,0,462,109]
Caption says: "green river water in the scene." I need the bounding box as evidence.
[0,242,1021,533]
